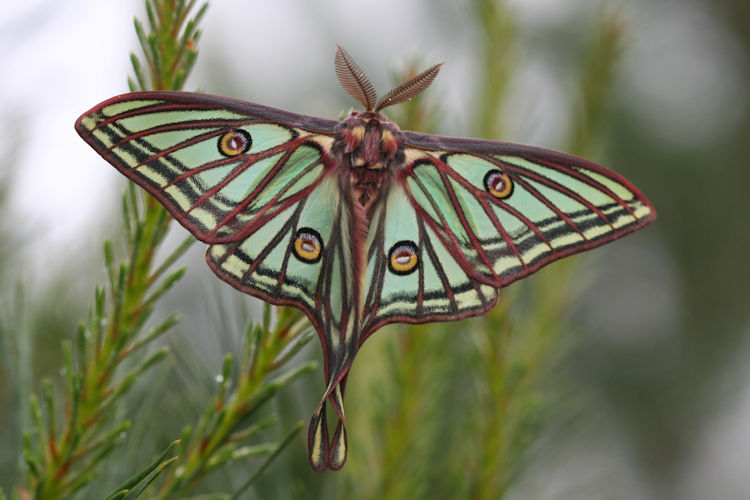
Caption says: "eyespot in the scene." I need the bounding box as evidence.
[388,241,419,275]
[292,228,323,263]
[483,169,513,199]
[218,129,252,156]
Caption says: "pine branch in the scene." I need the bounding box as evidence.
[153,306,314,499]
[18,1,204,498]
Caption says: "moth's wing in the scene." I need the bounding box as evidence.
[401,132,658,285]
[361,179,500,340]
[76,91,339,310]
[207,173,359,472]
[77,91,356,470]
[361,131,656,338]
[75,91,340,242]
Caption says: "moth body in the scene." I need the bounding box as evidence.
[334,111,404,207]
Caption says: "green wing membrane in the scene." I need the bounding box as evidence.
[75,93,337,243]
[433,152,653,281]
[362,181,499,337]
[361,139,655,338]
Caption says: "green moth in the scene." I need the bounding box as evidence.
[76,46,656,471]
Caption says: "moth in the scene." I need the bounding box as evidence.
[76,46,656,471]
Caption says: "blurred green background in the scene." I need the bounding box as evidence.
[1,0,749,498]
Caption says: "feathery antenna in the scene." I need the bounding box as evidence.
[335,45,378,111]
[335,45,443,113]
[375,62,443,112]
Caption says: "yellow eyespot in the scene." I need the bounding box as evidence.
[293,228,323,263]
[388,241,419,275]
[484,169,513,199]
[218,129,252,156]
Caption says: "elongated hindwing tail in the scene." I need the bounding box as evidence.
[205,173,360,471]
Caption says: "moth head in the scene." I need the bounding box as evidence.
[334,44,444,113]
